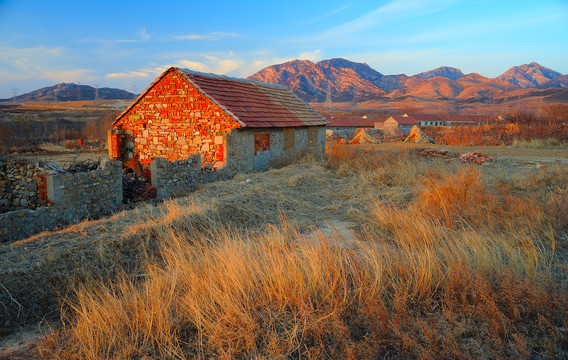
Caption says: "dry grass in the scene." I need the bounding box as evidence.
[511,138,568,149]
[3,144,568,359]
[26,145,568,359]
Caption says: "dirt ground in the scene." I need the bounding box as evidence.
[18,149,108,168]
[12,141,568,169]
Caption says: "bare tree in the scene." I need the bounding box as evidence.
[15,113,53,152]
[0,123,16,150]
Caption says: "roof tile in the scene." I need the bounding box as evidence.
[179,69,328,128]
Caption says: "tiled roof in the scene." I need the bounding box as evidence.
[327,117,385,127]
[178,68,328,128]
[388,116,418,125]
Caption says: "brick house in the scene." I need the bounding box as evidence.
[109,67,328,173]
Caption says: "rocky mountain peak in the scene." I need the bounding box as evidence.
[496,62,563,88]
[416,66,464,81]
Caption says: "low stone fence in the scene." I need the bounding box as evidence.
[149,156,201,198]
[0,159,122,242]
[0,157,49,213]
[0,155,236,243]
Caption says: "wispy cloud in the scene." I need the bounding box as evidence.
[301,4,353,24]
[109,52,245,83]
[172,32,239,41]
[80,27,151,44]
[298,49,322,62]
[106,71,151,79]
[177,54,243,74]
[321,0,457,38]
[140,27,150,41]
[0,45,92,83]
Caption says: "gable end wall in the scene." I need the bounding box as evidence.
[115,70,243,167]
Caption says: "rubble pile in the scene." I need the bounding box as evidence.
[418,149,451,158]
[460,151,495,165]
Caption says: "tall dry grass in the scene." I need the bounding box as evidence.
[38,146,568,359]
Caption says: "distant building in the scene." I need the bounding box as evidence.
[402,113,444,127]
[326,116,387,138]
[403,113,496,127]
[380,116,418,135]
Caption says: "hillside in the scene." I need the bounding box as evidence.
[0,83,136,103]
[250,59,566,104]
[249,58,386,102]
[496,62,563,88]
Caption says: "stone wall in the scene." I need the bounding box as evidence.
[0,157,49,213]
[226,126,326,172]
[113,69,241,168]
[150,156,201,198]
[0,159,122,242]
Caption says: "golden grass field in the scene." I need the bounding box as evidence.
[1,142,568,359]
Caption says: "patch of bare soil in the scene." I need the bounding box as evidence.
[0,326,44,358]
[18,150,107,168]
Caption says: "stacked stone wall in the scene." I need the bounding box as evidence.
[0,157,50,213]
[150,156,201,198]
[0,159,122,242]
[115,70,241,168]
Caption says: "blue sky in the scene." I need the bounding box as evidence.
[0,0,567,99]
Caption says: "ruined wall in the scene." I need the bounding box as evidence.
[0,157,49,213]
[150,156,200,198]
[114,69,242,168]
[0,159,122,242]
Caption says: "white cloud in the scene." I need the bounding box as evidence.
[177,60,211,73]
[301,4,353,24]
[140,27,150,41]
[320,0,457,38]
[80,27,151,44]
[0,45,93,83]
[172,32,239,41]
[299,49,322,62]
[105,71,151,79]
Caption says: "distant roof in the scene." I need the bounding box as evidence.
[327,116,385,127]
[388,116,418,125]
[404,113,444,121]
[114,67,328,128]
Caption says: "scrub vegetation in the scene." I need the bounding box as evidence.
[2,144,567,359]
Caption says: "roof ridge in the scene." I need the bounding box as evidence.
[176,68,288,89]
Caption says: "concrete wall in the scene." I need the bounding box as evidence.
[0,159,122,242]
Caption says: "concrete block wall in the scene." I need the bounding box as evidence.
[0,159,122,242]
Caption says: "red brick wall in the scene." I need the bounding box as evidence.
[114,69,242,167]
[254,132,270,154]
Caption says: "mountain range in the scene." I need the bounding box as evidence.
[248,59,568,103]
[4,60,567,105]
[0,83,136,103]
